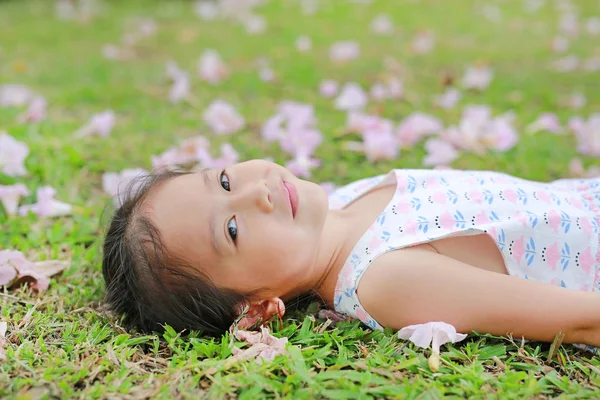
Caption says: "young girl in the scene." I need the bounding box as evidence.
[102,159,600,350]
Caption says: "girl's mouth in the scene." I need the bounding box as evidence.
[283,180,299,218]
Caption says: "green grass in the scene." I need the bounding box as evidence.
[1,0,600,398]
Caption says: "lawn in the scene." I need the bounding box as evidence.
[1,0,600,398]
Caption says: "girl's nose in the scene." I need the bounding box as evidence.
[230,179,273,214]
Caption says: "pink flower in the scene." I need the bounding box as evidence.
[195,1,218,20]
[74,110,116,138]
[462,65,493,90]
[279,128,323,157]
[196,143,239,169]
[396,113,443,148]
[285,155,320,178]
[551,36,570,52]
[319,80,339,98]
[198,50,228,84]
[0,132,29,176]
[411,31,435,54]
[18,186,72,218]
[18,96,46,123]
[559,13,579,37]
[243,14,266,35]
[562,92,586,109]
[423,138,459,167]
[203,100,245,135]
[586,17,600,36]
[0,84,36,107]
[526,113,564,135]
[570,114,600,157]
[229,326,288,364]
[334,83,368,111]
[102,168,149,206]
[329,41,360,63]
[398,321,468,371]
[551,55,579,72]
[151,136,211,169]
[0,184,30,215]
[433,88,461,109]
[296,35,312,52]
[370,78,403,101]
[363,129,399,163]
[370,14,393,35]
[166,61,190,103]
[0,250,69,291]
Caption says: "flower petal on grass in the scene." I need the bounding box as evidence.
[18,186,72,218]
[329,41,360,63]
[0,132,29,177]
[230,326,288,364]
[0,250,69,291]
[74,110,116,138]
[0,184,30,215]
[335,83,368,111]
[198,50,228,84]
[203,100,245,135]
[397,321,468,355]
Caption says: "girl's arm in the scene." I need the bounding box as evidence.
[357,246,600,346]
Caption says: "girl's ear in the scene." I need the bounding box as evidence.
[235,298,285,330]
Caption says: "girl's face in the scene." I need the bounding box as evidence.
[147,160,330,300]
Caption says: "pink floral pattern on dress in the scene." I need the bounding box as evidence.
[329,169,599,337]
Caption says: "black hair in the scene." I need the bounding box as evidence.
[101,169,320,336]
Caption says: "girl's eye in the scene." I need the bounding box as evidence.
[227,218,237,242]
[220,170,230,191]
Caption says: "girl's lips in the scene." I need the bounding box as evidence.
[283,180,298,218]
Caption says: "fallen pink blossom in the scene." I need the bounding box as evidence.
[550,36,569,53]
[370,14,393,35]
[363,129,399,163]
[151,136,211,169]
[569,157,600,178]
[317,309,351,322]
[0,84,36,107]
[462,65,493,91]
[198,50,228,85]
[285,155,320,178]
[196,143,239,169]
[103,168,150,206]
[586,17,600,36]
[396,113,443,148]
[0,250,69,291]
[411,31,435,54]
[203,100,245,135]
[423,138,459,167]
[74,110,116,138]
[329,41,360,63]
[18,186,73,218]
[229,326,288,364]
[0,184,30,215]
[18,96,47,123]
[195,1,218,20]
[398,321,468,371]
[334,83,368,111]
[569,114,600,157]
[0,132,29,177]
[319,80,339,98]
[434,88,461,109]
[243,14,266,35]
[526,113,564,135]
[296,36,312,52]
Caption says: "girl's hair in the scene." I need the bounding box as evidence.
[101,169,318,336]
